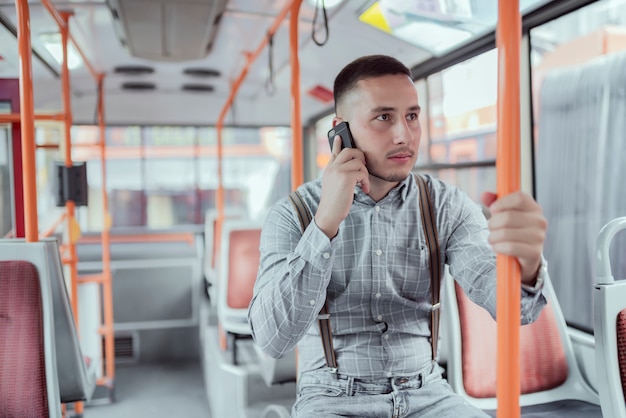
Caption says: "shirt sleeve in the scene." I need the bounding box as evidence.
[248,198,335,358]
[443,191,547,325]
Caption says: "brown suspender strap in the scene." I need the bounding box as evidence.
[288,191,338,371]
[288,191,312,233]
[415,174,442,361]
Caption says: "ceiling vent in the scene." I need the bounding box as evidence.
[107,0,228,62]
[182,83,214,92]
[183,67,221,78]
[114,65,155,75]
[122,82,156,91]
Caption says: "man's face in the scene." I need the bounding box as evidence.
[336,74,421,185]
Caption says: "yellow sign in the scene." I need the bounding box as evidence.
[359,2,391,34]
[69,217,81,243]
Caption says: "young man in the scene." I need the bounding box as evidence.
[248,55,548,417]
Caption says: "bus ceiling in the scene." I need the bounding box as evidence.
[0,0,570,127]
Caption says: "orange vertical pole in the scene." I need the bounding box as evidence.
[60,11,84,416]
[496,0,521,416]
[60,10,79,328]
[289,0,303,189]
[215,117,225,256]
[97,75,116,387]
[15,0,38,243]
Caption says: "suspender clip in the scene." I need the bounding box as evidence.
[328,367,338,374]
[318,313,331,320]
[431,302,441,311]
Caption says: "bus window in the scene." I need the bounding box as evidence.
[531,0,626,331]
[50,125,293,230]
[414,50,497,202]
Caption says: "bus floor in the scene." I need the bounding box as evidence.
[83,362,211,418]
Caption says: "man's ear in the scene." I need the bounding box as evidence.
[332,117,343,128]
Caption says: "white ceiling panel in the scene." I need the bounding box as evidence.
[0,0,474,125]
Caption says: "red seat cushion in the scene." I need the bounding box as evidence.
[617,308,626,402]
[0,260,49,418]
[227,229,261,309]
[455,283,568,398]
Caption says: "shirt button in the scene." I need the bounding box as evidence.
[322,252,330,259]
[375,292,381,298]
[377,315,382,321]
[309,300,316,306]
[375,206,380,213]
[384,334,389,340]
[375,249,382,256]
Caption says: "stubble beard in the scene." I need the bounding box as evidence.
[367,166,410,183]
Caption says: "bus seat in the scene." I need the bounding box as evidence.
[252,347,297,418]
[0,246,63,418]
[0,240,94,404]
[41,238,95,402]
[217,219,263,363]
[442,270,601,416]
[259,404,291,418]
[203,208,246,302]
[594,217,626,418]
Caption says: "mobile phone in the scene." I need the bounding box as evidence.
[327,121,356,151]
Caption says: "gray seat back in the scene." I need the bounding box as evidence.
[41,238,94,402]
[0,239,93,403]
[0,241,62,418]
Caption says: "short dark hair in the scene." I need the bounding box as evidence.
[333,55,412,113]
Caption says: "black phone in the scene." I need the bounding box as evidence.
[327,121,356,151]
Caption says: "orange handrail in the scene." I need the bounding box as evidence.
[58,11,84,416]
[15,0,110,408]
[0,113,65,123]
[15,0,38,243]
[289,0,304,190]
[39,0,99,81]
[77,232,196,246]
[496,0,522,416]
[97,74,115,385]
[215,0,301,255]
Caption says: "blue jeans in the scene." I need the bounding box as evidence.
[292,362,489,418]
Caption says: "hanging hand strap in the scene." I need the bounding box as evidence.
[288,191,338,372]
[415,174,442,361]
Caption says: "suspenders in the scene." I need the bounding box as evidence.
[288,191,339,370]
[414,174,442,361]
[287,174,441,371]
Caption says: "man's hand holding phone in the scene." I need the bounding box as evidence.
[315,130,370,239]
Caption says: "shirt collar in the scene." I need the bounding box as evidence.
[353,174,414,204]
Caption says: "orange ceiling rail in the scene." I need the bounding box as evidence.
[214,0,303,252]
[495,0,522,416]
[40,0,100,81]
